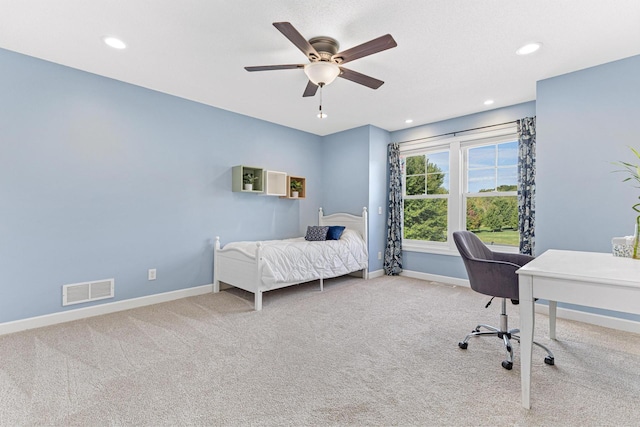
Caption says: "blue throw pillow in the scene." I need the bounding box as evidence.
[326,226,346,240]
[305,226,329,241]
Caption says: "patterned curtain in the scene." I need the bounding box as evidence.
[384,143,403,275]
[517,117,536,256]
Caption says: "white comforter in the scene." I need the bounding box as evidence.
[221,229,368,287]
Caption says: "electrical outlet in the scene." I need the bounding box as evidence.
[148,269,156,281]
[378,206,382,215]
[378,251,382,260]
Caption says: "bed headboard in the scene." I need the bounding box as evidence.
[318,207,368,245]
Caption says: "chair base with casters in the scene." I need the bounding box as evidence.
[458,297,555,370]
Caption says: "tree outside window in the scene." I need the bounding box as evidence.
[403,151,449,242]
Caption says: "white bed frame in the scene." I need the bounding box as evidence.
[213,207,369,310]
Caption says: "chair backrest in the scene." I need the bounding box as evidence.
[453,230,495,262]
[452,231,519,300]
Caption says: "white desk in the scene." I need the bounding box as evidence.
[517,249,640,409]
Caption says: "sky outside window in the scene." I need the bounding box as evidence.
[467,141,518,192]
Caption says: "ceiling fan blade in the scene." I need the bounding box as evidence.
[302,80,318,97]
[338,67,384,89]
[245,64,305,72]
[273,22,321,60]
[332,34,397,65]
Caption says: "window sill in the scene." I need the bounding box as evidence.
[402,242,460,256]
[402,241,519,256]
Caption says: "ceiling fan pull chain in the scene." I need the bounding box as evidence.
[318,84,326,119]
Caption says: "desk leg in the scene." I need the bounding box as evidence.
[548,300,557,340]
[519,274,534,409]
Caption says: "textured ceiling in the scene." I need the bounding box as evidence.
[1,0,640,136]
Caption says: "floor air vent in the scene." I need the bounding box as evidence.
[62,279,114,306]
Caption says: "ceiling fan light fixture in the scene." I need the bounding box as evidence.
[304,62,340,86]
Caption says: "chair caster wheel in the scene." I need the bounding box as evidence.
[501,360,513,370]
[458,342,468,349]
[544,356,555,366]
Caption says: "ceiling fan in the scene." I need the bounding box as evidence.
[245,22,397,97]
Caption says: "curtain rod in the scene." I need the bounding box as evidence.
[394,119,519,145]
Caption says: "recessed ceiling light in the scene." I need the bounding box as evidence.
[516,42,541,56]
[103,36,126,50]
[405,119,413,124]
[484,99,494,106]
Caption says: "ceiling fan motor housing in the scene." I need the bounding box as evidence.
[308,36,340,62]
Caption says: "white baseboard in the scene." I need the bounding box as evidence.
[400,270,470,288]
[5,273,637,336]
[401,269,639,334]
[368,269,385,279]
[0,284,213,336]
[535,304,640,334]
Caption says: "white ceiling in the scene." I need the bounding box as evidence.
[1,0,640,136]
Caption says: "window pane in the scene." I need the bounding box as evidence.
[426,151,449,194]
[468,169,495,193]
[497,166,517,191]
[497,141,518,166]
[468,145,495,168]
[405,155,425,175]
[404,198,448,242]
[406,175,426,195]
[428,152,449,173]
[427,172,449,194]
[466,195,518,247]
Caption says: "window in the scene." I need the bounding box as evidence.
[464,141,518,247]
[400,126,519,255]
[404,150,449,242]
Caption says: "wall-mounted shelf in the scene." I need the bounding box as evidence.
[232,165,264,193]
[283,176,306,199]
[233,166,305,199]
[264,170,288,196]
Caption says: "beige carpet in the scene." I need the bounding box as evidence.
[0,275,639,426]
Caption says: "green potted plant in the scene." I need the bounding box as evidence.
[614,146,640,259]
[243,172,259,191]
[290,179,303,198]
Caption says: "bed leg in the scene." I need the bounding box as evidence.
[319,278,324,292]
[254,291,263,311]
[213,236,220,293]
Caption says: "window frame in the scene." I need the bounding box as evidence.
[399,125,519,256]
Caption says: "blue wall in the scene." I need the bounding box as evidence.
[536,54,640,322]
[367,126,391,271]
[321,126,370,216]
[390,102,537,279]
[536,54,640,254]
[320,125,391,272]
[0,48,322,323]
